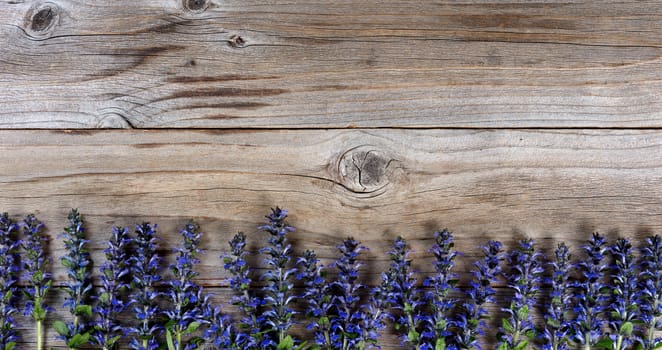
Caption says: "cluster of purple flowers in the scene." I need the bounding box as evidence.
[3,207,662,350]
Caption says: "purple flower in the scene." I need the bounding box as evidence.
[453,240,504,350]
[638,235,662,350]
[202,300,236,349]
[259,207,298,348]
[223,231,263,350]
[297,249,333,347]
[569,232,609,348]
[606,238,638,350]
[422,229,458,350]
[164,221,206,350]
[128,223,163,350]
[92,226,131,350]
[541,243,572,350]
[385,236,425,349]
[0,213,20,348]
[54,209,93,349]
[497,238,544,350]
[21,214,52,350]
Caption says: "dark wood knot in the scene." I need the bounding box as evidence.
[228,34,246,48]
[183,0,209,12]
[25,3,59,39]
[338,145,395,194]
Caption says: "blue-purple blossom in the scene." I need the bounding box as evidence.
[128,223,163,350]
[0,213,20,349]
[330,237,372,350]
[570,232,609,349]
[638,235,662,350]
[453,240,503,350]
[164,221,206,350]
[259,207,297,348]
[497,238,544,350]
[421,229,458,350]
[385,236,426,349]
[21,214,52,350]
[541,243,572,350]
[223,231,263,350]
[55,209,93,349]
[297,249,334,348]
[606,238,638,350]
[92,226,131,350]
[202,299,236,349]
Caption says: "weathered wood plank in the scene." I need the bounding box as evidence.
[2,1,662,128]
[0,129,661,283]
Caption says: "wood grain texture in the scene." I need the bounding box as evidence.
[2,1,662,128]
[1,128,661,348]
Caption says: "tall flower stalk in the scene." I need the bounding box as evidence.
[22,214,52,350]
[128,223,163,350]
[606,238,638,350]
[0,213,20,350]
[570,232,609,350]
[297,249,334,349]
[497,238,544,350]
[92,226,131,350]
[54,209,93,350]
[223,231,263,349]
[422,229,458,350]
[164,221,205,350]
[638,235,662,350]
[259,207,298,349]
[331,237,373,350]
[452,240,504,350]
[387,236,425,350]
[541,243,572,350]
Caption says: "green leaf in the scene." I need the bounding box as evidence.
[108,335,121,347]
[33,303,46,321]
[404,302,413,314]
[407,330,420,344]
[6,341,16,350]
[517,305,529,321]
[52,320,69,337]
[318,316,329,327]
[435,338,446,350]
[514,340,528,350]
[68,332,90,348]
[184,321,200,334]
[594,338,613,350]
[497,342,509,350]
[620,322,633,336]
[166,330,175,350]
[501,318,514,333]
[75,304,92,317]
[654,341,662,350]
[278,335,295,350]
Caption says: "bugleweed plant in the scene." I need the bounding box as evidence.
[638,235,662,350]
[54,209,93,350]
[570,232,609,350]
[605,238,638,350]
[164,221,206,350]
[259,207,299,349]
[92,226,131,350]
[452,240,504,350]
[128,223,163,350]
[497,239,544,350]
[422,229,458,350]
[7,208,662,349]
[540,243,572,350]
[0,213,20,350]
[22,214,51,350]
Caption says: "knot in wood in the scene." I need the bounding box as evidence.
[228,34,246,48]
[183,0,209,12]
[338,146,393,193]
[25,3,59,39]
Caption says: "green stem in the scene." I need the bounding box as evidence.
[177,331,182,350]
[615,335,623,350]
[36,320,42,350]
[584,332,591,350]
[143,339,148,350]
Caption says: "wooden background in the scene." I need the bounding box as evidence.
[2,0,662,348]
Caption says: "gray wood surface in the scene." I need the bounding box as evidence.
[3,1,662,128]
